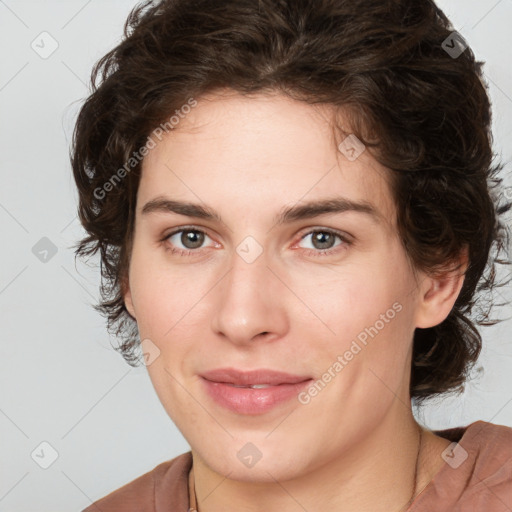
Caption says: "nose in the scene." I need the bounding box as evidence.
[210,247,289,346]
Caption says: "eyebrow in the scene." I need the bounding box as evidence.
[141,196,382,225]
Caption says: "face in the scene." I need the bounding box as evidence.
[123,90,431,481]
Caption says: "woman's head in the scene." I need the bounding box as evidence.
[71,0,510,428]
[117,90,462,481]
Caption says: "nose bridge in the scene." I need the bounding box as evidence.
[210,242,288,344]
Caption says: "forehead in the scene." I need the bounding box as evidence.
[137,91,395,224]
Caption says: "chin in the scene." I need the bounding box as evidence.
[196,443,312,483]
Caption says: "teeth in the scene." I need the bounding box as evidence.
[229,384,273,389]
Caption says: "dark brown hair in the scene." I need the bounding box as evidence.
[71,0,511,405]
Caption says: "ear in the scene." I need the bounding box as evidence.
[414,248,468,329]
[121,274,137,319]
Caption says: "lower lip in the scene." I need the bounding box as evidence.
[201,377,313,415]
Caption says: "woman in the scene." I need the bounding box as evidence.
[71,0,512,510]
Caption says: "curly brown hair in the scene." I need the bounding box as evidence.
[70,0,511,406]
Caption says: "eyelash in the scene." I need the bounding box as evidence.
[161,226,351,258]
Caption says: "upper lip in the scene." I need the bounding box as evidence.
[201,368,312,386]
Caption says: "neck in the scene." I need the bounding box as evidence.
[188,403,451,512]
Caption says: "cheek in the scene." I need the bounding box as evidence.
[128,247,212,338]
[295,256,410,331]
[306,251,416,366]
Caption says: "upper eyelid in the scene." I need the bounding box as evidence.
[297,226,349,238]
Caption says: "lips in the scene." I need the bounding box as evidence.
[200,367,312,387]
[200,368,314,415]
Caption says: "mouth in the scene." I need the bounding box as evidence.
[200,368,313,415]
[222,383,277,389]
[200,367,312,386]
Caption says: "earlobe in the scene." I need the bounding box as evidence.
[122,277,137,319]
[415,252,468,329]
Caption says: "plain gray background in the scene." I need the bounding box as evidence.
[0,1,511,510]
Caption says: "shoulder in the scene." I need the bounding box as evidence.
[81,451,193,512]
[462,421,512,489]
[457,421,512,510]
[458,420,512,472]
[416,421,512,511]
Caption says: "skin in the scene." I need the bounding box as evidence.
[123,90,464,512]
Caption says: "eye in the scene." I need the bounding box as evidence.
[296,228,350,257]
[162,227,218,256]
[162,226,351,258]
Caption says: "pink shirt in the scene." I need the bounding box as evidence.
[82,421,512,511]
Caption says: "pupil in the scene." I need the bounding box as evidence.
[182,230,204,249]
[313,232,333,250]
